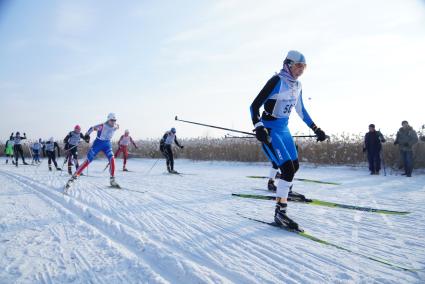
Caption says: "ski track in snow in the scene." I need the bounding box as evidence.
[0,159,424,283]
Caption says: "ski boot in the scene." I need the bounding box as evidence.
[56,167,62,171]
[23,161,28,165]
[167,165,172,173]
[5,160,8,164]
[110,177,121,188]
[49,166,52,171]
[170,169,179,174]
[267,179,277,191]
[65,175,77,192]
[68,166,73,175]
[274,203,302,232]
[123,168,129,172]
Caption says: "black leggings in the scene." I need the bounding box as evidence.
[161,144,174,170]
[14,145,26,163]
[47,151,58,168]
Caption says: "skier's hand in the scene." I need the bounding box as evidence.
[362,147,366,153]
[180,146,184,149]
[255,126,270,143]
[314,128,327,142]
[84,134,90,143]
[393,141,398,145]
[23,133,26,137]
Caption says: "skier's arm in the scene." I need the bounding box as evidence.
[409,130,419,146]
[63,133,71,144]
[174,136,183,148]
[250,75,281,127]
[130,137,138,148]
[55,142,61,157]
[295,91,314,128]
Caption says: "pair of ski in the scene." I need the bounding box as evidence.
[235,192,417,270]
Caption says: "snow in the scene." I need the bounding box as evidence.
[0,158,424,283]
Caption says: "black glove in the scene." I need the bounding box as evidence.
[314,128,327,142]
[255,126,270,143]
[84,134,90,143]
[394,141,398,145]
[362,147,366,153]
[180,146,184,149]
[23,133,26,137]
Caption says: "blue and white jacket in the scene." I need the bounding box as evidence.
[250,65,314,130]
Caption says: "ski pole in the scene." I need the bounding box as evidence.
[145,158,160,175]
[176,116,318,139]
[175,116,255,136]
[224,134,317,139]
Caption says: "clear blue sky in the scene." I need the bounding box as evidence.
[1,0,424,141]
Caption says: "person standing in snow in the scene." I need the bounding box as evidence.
[12,132,28,167]
[250,50,327,231]
[31,139,43,164]
[363,124,386,175]
[115,129,138,171]
[394,121,418,177]
[160,128,184,174]
[4,134,15,164]
[63,125,89,175]
[65,113,120,190]
[45,137,61,171]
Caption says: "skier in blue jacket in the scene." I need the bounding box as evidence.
[250,50,327,231]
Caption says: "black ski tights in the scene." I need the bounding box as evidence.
[14,145,26,164]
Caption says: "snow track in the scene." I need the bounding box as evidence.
[1,159,424,283]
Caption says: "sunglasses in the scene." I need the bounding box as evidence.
[294,63,307,68]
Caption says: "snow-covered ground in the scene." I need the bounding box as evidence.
[0,158,424,283]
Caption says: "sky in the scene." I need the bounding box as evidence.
[0,0,424,141]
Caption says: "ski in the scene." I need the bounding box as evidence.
[232,193,410,215]
[247,176,341,185]
[239,214,420,271]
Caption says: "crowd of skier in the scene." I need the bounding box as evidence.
[1,50,424,231]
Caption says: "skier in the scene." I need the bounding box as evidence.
[115,129,138,171]
[250,50,327,231]
[363,124,386,175]
[63,125,89,175]
[394,121,418,177]
[12,132,28,167]
[31,139,43,164]
[65,113,120,190]
[45,137,62,171]
[159,127,184,174]
[4,134,15,164]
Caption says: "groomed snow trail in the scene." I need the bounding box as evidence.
[1,159,424,283]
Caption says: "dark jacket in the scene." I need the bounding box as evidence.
[395,126,418,151]
[364,131,385,153]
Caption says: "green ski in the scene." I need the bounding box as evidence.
[239,214,420,271]
[232,193,410,215]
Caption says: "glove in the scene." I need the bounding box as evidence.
[23,133,26,137]
[310,123,326,142]
[84,134,90,143]
[255,126,270,143]
[362,147,366,153]
[314,128,327,142]
[180,146,184,149]
[394,141,398,145]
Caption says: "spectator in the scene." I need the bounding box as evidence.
[364,124,385,175]
[394,121,418,177]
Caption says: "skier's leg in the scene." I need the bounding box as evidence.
[367,152,374,174]
[73,140,101,177]
[169,147,174,171]
[375,151,381,174]
[405,151,413,177]
[123,147,128,170]
[19,146,26,163]
[47,152,53,171]
[72,149,79,169]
